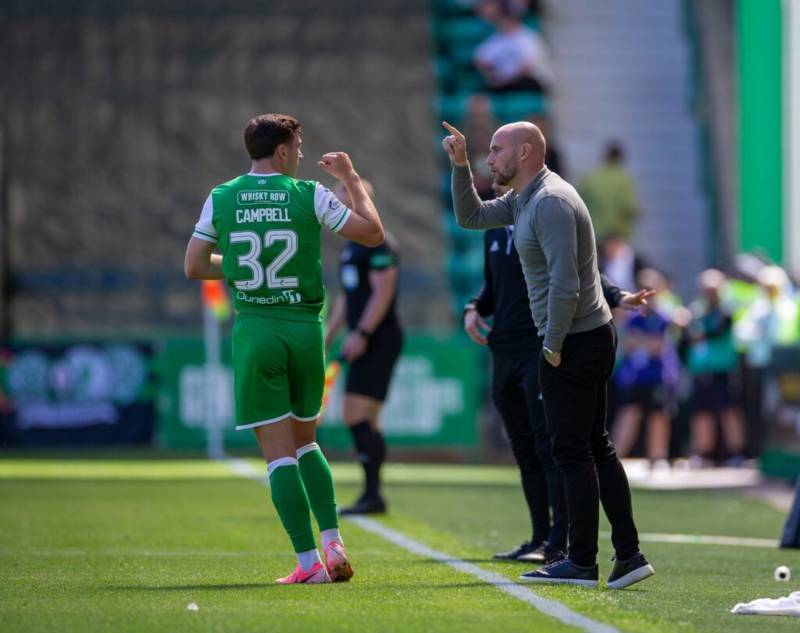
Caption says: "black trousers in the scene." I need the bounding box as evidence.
[491,346,568,553]
[538,322,640,566]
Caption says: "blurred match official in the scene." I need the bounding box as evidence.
[444,119,655,589]
[325,180,404,515]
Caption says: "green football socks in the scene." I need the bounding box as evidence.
[297,442,340,532]
[267,457,316,554]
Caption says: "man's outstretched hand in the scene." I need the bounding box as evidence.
[618,288,656,315]
[442,121,469,167]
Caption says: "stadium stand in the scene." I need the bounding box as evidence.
[430,0,547,317]
[545,0,709,298]
[0,0,448,335]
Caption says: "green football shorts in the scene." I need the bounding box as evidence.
[231,313,325,430]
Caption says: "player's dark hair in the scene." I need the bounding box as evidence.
[244,114,301,160]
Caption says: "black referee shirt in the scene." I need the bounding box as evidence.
[471,227,624,354]
[339,239,400,334]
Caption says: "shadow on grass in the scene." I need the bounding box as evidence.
[107,580,493,591]
[108,583,280,591]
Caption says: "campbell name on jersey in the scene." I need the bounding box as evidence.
[193,172,351,322]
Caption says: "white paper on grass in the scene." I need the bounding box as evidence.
[731,591,800,616]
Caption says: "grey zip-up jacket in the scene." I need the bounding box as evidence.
[452,164,611,351]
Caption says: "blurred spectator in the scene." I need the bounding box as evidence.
[734,266,798,368]
[598,233,647,297]
[734,265,799,453]
[473,0,553,94]
[612,269,683,468]
[578,141,642,243]
[463,94,498,199]
[686,269,745,466]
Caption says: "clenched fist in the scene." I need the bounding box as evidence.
[318,152,357,181]
[441,121,469,167]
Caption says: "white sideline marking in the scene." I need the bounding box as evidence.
[225,459,780,551]
[347,516,619,633]
[224,459,618,633]
[227,458,266,482]
[613,532,778,549]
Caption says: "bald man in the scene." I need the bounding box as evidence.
[443,121,654,589]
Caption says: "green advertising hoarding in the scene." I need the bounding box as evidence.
[318,334,480,450]
[155,334,480,452]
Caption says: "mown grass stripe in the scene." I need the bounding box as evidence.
[224,458,618,633]
[347,516,620,633]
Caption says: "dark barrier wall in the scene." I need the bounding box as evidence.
[0,342,155,446]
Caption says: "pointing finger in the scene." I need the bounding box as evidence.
[442,121,464,138]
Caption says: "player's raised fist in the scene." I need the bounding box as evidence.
[318,152,356,181]
[441,121,468,167]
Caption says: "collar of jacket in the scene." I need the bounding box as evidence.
[515,166,550,207]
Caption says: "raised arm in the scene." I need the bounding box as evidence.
[442,122,514,229]
[318,152,384,247]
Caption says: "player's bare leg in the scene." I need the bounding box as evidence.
[254,419,330,584]
[611,404,642,458]
[645,410,670,467]
[721,407,746,465]
[341,394,387,514]
[690,411,717,462]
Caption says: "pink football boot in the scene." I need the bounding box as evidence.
[275,562,331,585]
[324,541,354,582]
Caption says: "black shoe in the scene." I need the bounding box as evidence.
[519,558,599,587]
[492,540,540,561]
[607,551,655,590]
[516,541,548,563]
[543,549,567,565]
[339,495,387,516]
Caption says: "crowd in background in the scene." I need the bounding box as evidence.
[603,245,800,468]
[436,0,800,468]
[450,0,800,468]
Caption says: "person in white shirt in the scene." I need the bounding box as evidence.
[473,0,554,94]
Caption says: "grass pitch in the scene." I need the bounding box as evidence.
[1,454,799,632]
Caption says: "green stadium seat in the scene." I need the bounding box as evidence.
[491,92,546,122]
[431,0,478,19]
[434,56,456,93]
[438,91,546,125]
[431,4,543,317]
[437,93,472,124]
[522,15,540,30]
[439,16,492,50]
[448,43,478,69]
[452,69,486,94]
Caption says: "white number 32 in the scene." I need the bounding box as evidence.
[230,230,299,291]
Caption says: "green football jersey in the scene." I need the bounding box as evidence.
[193,172,351,322]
